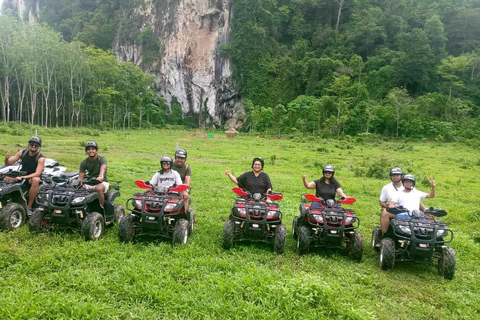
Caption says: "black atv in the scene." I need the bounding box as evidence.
[222,187,286,254]
[118,180,193,245]
[29,177,125,241]
[0,170,30,231]
[292,194,363,261]
[372,207,456,280]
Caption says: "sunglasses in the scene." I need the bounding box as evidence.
[30,143,40,147]
[86,147,97,151]
[161,162,171,165]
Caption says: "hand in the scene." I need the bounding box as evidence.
[5,151,11,160]
[96,176,104,182]
[302,173,306,180]
[16,176,23,181]
[428,177,436,187]
[225,168,230,176]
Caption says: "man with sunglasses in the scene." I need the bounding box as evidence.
[79,141,108,207]
[3,136,45,212]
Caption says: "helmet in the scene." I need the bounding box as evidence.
[252,157,264,169]
[323,165,335,177]
[85,141,98,151]
[389,167,403,176]
[28,136,42,146]
[175,149,187,159]
[160,156,173,166]
[402,174,416,187]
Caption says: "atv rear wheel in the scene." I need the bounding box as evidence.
[114,204,125,223]
[297,226,311,255]
[347,231,364,262]
[29,208,51,234]
[274,224,287,254]
[222,220,235,250]
[173,219,189,245]
[188,210,195,235]
[371,227,381,252]
[438,246,456,280]
[0,203,26,231]
[82,212,105,241]
[292,216,299,240]
[118,214,136,243]
[380,238,395,270]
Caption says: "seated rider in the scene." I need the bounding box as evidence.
[78,141,109,207]
[225,157,272,195]
[302,165,348,208]
[379,167,426,210]
[149,156,182,193]
[3,136,45,213]
[171,148,191,212]
[381,174,436,235]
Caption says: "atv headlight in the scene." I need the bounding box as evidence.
[165,203,179,211]
[398,225,412,235]
[267,210,278,217]
[72,197,86,205]
[135,199,143,209]
[313,214,323,223]
[237,208,246,215]
[345,216,353,224]
[436,229,447,237]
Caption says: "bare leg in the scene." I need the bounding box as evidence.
[95,183,106,207]
[28,177,40,208]
[182,191,190,212]
[381,210,396,234]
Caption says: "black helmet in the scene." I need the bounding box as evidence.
[323,165,335,177]
[252,157,264,169]
[160,156,173,166]
[175,149,187,159]
[390,167,403,176]
[402,174,416,187]
[28,136,42,146]
[85,141,98,151]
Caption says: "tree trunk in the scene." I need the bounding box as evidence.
[336,0,345,32]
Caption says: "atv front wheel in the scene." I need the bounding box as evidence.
[188,210,195,235]
[297,226,311,255]
[292,216,299,240]
[118,214,136,243]
[438,246,456,280]
[82,212,105,241]
[380,238,395,270]
[173,219,189,245]
[274,224,287,254]
[222,220,235,249]
[29,208,51,234]
[0,203,26,231]
[348,231,364,262]
[371,226,381,252]
[114,204,125,223]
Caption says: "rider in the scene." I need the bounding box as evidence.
[381,174,436,234]
[302,165,347,208]
[149,156,182,193]
[3,136,45,212]
[78,141,108,207]
[225,157,272,195]
[171,148,191,212]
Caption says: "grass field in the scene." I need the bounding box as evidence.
[1,128,479,319]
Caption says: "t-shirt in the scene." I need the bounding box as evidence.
[313,177,341,200]
[380,182,404,203]
[20,150,44,175]
[79,155,108,181]
[150,170,182,193]
[394,189,427,213]
[171,163,191,183]
[237,171,272,195]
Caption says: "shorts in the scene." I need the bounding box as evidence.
[83,181,109,191]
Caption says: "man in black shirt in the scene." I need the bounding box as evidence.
[225,157,272,195]
[4,136,45,211]
[79,141,108,206]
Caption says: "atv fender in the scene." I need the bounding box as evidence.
[106,190,121,203]
[299,204,307,219]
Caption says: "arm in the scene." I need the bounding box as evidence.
[78,172,85,182]
[184,175,191,186]
[184,166,191,186]
[225,168,238,185]
[22,157,45,180]
[302,174,316,189]
[4,150,22,166]
[379,200,389,208]
[97,164,107,182]
[425,178,436,198]
[336,187,347,199]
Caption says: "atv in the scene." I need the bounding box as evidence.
[29,177,124,241]
[292,194,363,261]
[372,207,456,280]
[118,180,193,245]
[222,187,286,254]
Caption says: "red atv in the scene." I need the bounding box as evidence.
[292,195,363,261]
[118,180,193,245]
[222,188,286,254]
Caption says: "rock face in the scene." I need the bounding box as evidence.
[114,0,239,126]
[1,0,38,22]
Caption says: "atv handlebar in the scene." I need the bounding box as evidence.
[231,187,283,201]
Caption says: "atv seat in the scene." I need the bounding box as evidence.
[62,170,80,177]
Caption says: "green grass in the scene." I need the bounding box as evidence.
[1,129,479,319]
